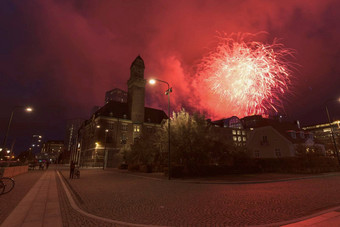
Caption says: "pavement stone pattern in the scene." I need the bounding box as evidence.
[0,170,44,225]
[1,169,62,227]
[56,170,125,227]
[59,169,340,226]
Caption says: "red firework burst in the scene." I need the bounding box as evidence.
[196,33,295,117]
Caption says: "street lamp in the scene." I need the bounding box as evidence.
[325,98,340,165]
[103,129,109,170]
[2,106,33,155]
[149,78,172,180]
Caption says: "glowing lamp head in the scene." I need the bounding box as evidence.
[149,79,156,85]
[95,142,100,148]
[26,107,33,112]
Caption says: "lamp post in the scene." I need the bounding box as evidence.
[2,106,33,156]
[103,129,108,170]
[325,98,340,165]
[149,78,172,180]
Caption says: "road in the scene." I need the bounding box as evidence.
[58,169,340,226]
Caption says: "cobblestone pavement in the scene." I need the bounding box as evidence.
[0,170,44,225]
[56,170,126,227]
[58,169,340,226]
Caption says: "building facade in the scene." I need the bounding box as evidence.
[74,56,167,167]
[30,134,43,154]
[303,120,340,155]
[39,140,64,163]
[243,115,324,158]
[211,116,248,148]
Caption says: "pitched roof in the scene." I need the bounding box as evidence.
[144,107,168,124]
[93,101,168,124]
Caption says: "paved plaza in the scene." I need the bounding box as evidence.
[3,166,340,226]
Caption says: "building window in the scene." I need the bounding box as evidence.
[263,136,268,142]
[275,148,281,157]
[121,124,128,131]
[243,137,246,142]
[233,136,237,141]
[232,130,236,135]
[242,131,246,135]
[134,125,140,132]
[255,150,260,158]
[238,136,242,142]
[237,130,241,135]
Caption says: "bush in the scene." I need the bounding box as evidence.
[118,163,128,169]
[128,164,140,172]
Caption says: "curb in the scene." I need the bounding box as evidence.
[114,170,340,185]
[56,170,169,227]
[57,169,340,226]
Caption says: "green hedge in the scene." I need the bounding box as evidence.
[169,157,340,178]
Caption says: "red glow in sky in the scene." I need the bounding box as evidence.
[0,0,339,150]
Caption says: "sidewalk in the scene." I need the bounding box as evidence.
[1,169,62,227]
[282,211,340,226]
[3,167,340,226]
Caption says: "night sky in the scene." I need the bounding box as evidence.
[1,0,339,155]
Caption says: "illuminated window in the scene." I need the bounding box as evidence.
[134,125,140,132]
[242,131,246,135]
[237,130,241,135]
[233,136,237,141]
[243,137,246,142]
[238,136,242,142]
[232,130,236,135]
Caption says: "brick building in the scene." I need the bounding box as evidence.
[74,56,167,167]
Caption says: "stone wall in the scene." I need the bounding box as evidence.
[2,166,28,177]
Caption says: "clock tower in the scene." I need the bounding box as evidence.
[128,56,146,124]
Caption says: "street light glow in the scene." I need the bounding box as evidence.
[26,107,33,112]
[149,79,156,85]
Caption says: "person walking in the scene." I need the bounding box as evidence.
[70,161,75,179]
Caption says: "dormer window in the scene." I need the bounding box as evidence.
[290,131,296,139]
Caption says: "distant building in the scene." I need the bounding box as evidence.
[39,140,64,163]
[65,119,84,163]
[105,88,127,104]
[75,56,168,167]
[30,134,43,154]
[210,116,247,148]
[303,120,340,155]
[243,115,324,158]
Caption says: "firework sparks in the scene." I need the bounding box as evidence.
[196,33,294,117]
